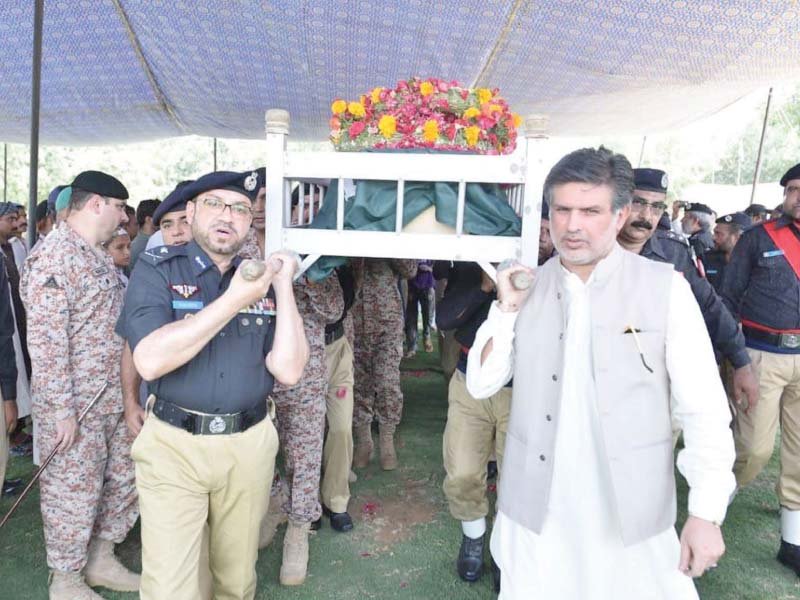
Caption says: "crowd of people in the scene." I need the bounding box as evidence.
[0,149,798,600]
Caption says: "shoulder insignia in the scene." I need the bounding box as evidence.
[662,230,689,246]
[140,245,187,266]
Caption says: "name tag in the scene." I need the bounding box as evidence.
[706,269,718,275]
[763,249,785,258]
[173,300,204,310]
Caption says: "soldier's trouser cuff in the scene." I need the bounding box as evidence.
[782,508,800,545]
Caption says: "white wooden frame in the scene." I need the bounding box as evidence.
[264,109,549,280]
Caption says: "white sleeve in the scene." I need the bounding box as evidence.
[465,301,518,399]
[668,272,736,524]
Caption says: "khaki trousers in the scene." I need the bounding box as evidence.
[132,412,278,600]
[734,348,800,509]
[322,335,355,513]
[442,370,511,521]
[439,331,461,383]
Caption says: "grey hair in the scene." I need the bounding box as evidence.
[543,146,634,213]
[687,210,714,232]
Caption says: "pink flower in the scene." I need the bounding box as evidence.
[437,80,450,92]
[349,121,366,139]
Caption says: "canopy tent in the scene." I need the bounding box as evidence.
[2,1,800,146]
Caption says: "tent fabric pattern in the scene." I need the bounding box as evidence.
[1,1,799,145]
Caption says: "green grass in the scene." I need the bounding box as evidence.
[1,339,799,599]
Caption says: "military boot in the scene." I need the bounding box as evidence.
[353,424,374,469]
[379,423,398,471]
[280,521,311,586]
[83,538,140,592]
[259,486,289,549]
[49,570,103,600]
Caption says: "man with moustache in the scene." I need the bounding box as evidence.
[122,170,308,600]
[467,147,735,599]
[704,212,750,294]
[615,168,758,410]
[721,163,800,577]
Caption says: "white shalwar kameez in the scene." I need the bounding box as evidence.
[467,265,735,600]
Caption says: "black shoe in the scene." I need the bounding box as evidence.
[311,518,322,531]
[322,504,354,532]
[491,557,501,593]
[2,478,23,497]
[487,461,498,481]
[778,539,800,576]
[456,534,484,582]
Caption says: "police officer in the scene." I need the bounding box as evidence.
[437,262,510,586]
[121,170,308,600]
[721,162,800,577]
[744,203,770,225]
[705,212,750,294]
[21,171,140,599]
[617,168,758,406]
[681,202,715,262]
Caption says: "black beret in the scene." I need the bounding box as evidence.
[182,170,260,204]
[685,202,713,215]
[46,185,66,214]
[716,212,750,229]
[633,168,669,193]
[71,170,129,200]
[744,203,768,216]
[153,180,193,225]
[657,212,672,230]
[780,163,800,187]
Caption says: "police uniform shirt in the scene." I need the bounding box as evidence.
[722,214,800,345]
[689,229,714,261]
[703,250,728,294]
[120,241,277,414]
[640,229,749,368]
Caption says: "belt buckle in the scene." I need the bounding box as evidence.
[202,414,237,435]
[781,333,800,349]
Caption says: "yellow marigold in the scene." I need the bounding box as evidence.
[379,115,397,139]
[331,99,347,115]
[464,126,480,147]
[512,113,522,128]
[371,87,383,104]
[422,119,439,142]
[348,101,365,118]
[477,88,493,105]
[488,104,503,114]
[420,81,435,96]
[463,107,481,120]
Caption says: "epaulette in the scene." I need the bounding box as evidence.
[657,229,690,247]
[139,244,188,266]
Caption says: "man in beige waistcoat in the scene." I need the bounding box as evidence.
[466,147,736,599]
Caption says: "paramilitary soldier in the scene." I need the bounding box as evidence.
[616,168,759,408]
[121,170,308,600]
[721,162,800,577]
[20,171,140,600]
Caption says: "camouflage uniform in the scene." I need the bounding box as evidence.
[274,274,343,524]
[238,227,262,261]
[20,224,137,572]
[351,259,417,427]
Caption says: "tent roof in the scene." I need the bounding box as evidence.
[2,1,800,145]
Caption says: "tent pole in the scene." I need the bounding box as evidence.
[213,137,217,171]
[750,87,773,206]
[27,0,44,248]
[637,136,647,167]
[3,144,7,202]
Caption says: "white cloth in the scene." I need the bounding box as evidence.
[467,265,735,600]
[9,236,27,269]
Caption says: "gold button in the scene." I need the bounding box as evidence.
[242,318,250,326]
[256,317,264,326]
[184,313,193,319]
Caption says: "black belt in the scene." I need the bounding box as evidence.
[325,322,345,346]
[743,325,800,350]
[153,398,267,435]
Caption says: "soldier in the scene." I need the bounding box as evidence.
[616,168,758,407]
[681,201,715,263]
[20,171,140,599]
[705,212,750,294]
[437,262,510,585]
[121,170,308,600]
[351,258,417,470]
[721,163,800,577]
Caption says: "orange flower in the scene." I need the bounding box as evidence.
[463,107,481,120]
[348,101,366,118]
[488,104,503,114]
[464,126,480,147]
[477,88,492,105]
[422,119,439,142]
[379,115,397,139]
[371,87,383,104]
[420,81,435,96]
[331,99,347,115]
[512,114,522,128]
[329,116,341,130]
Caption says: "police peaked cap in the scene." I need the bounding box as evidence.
[744,203,768,216]
[181,170,260,204]
[716,212,750,229]
[684,202,713,215]
[153,180,194,225]
[633,168,669,193]
[780,163,800,187]
[71,170,129,200]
